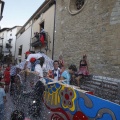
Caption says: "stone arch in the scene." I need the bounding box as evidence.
[68,0,87,15]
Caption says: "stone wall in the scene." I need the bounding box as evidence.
[54,0,120,79]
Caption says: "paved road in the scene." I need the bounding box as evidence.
[4,93,15,120]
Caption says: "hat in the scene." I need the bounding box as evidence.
[25,51,31,55]
[30,58,36,63]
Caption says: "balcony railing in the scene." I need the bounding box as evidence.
[6,43,12,48]
[31,32,48,47]
[31,36,40,47]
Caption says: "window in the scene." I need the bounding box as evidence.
[18,45,22,55]
[40,21,44,32]
[68,0,86,15]
[20,28,25,35]
[19,59,21,63]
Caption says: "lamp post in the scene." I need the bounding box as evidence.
[0,0,5,21]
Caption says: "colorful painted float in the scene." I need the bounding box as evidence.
[18,70,120,120]
[43,78,120,120]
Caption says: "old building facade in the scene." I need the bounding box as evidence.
[54,0,120,79]
[15,0,55,63]
[0,26,21,62]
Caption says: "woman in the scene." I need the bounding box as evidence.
[58,55,64,68]
[34,57,45,78]
[60,64,77,85]
[78,54,89,76]
[76,54,89,86]
[4,66,10,93]
[58,55,65,74]
[0,82,6,120]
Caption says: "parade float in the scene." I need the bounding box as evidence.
[15,53,120,120]
[15,70,120,120]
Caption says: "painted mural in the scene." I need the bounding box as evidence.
[43,78,120,120]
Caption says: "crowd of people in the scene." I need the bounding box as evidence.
[0,50,90,119]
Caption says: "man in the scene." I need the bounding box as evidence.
[47,60,61,81]
[60,64,77,85]
[24,51,43,70]
[0,82,6,120]
[10,63,16,95]
[16,51,31,71]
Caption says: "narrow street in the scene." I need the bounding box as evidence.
[0,0,120,120]
[4,93,15,120]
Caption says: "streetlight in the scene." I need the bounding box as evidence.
[0,0,5,21]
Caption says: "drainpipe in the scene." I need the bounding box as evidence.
[30,20,33,51]
[52,0,56,60]
[14,35,17,63]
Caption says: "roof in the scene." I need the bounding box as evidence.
[0,26,22,33]
[7,26,22,31]
[16,0,55,36]
[0,28,9,32]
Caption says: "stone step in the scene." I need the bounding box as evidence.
[82,80,102,87]
[80,85,95,93]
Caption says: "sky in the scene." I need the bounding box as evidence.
[0,0,45,28]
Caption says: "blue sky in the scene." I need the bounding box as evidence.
[0,0,45,28]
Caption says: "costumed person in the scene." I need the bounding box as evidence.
[76,54,89,86]
[58,55,65,74]
[15,51,31,72]
[34,57,47,85]
[24,51,43,71]
[10,63,16,95]
[4,66,10,93]
[0,82,6,120]
[60,64,77,85]
[34,57,45,79]
[78,54,89,76]
[40,28,46,46]
[47,60,61,81]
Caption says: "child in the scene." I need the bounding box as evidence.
[4,67,10,93]
[0,82,6,120]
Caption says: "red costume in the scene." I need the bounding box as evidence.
[4,67,10,85]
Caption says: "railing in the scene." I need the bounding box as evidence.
[6,43,12,48]
[31,32,48,48]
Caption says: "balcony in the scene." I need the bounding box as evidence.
[31,32,48,47]
[31,36,40,47]
[6,43,12,48]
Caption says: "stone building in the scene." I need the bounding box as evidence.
[54,0,120,79]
